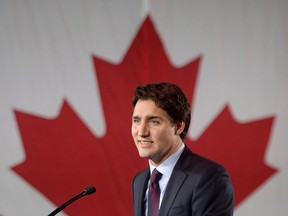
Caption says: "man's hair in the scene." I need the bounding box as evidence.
[132,82,191,140]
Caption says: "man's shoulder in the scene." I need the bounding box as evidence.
[133,167,149,183]
[180,146,228,175]
[135,167,149,176]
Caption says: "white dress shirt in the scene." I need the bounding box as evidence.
[145,143,185,215]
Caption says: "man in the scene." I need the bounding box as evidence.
[131,82,234,216]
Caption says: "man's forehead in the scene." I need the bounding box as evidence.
[132,100,171,120]
[133,100,162,112]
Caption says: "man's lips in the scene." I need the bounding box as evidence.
[138,140,153,147]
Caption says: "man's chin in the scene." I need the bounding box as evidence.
[138,149,153,159]
[138,153,151,159]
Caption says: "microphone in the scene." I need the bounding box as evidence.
[48,186,96,216]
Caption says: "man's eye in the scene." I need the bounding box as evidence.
[150,120,160,125]
[132,119,140,124]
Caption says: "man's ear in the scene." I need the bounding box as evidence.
[175,122,185,135]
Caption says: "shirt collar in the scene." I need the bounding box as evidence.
[149,143,185,178]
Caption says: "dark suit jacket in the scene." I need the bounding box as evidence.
[132,146,234,216]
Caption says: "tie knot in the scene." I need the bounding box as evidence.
[150,169,162,184]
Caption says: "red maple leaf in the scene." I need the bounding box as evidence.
[12,16,277,215]
[189,106,277,206]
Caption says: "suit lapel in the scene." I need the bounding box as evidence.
[158,146,192,216]
[133,168,150,216]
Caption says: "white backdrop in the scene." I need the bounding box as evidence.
[0,0,287,215]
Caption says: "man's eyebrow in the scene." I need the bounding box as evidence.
[147,116,161,120]
[132,115,162,120]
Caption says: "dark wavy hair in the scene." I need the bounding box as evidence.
[132,82,191,140]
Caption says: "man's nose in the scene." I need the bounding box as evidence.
[138,123,149,137]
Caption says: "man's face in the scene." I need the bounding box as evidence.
[131,99,183,166]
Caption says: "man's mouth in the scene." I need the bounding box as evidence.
[138,140,153,147]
